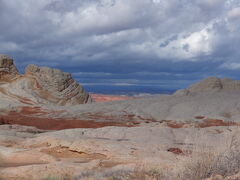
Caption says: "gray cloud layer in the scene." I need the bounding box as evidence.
[1,0,240,93]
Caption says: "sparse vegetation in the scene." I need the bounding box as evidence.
[74,168,167,180]
[0,153,7,180]
[0,152,5,166]
[178,134,240,180]
[73,132,240,180]
[42,174,70,180]
[220,112,232,119]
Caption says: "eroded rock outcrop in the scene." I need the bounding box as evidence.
[25,64,92,105]
[174,77,240,95]
[0,54,91,105]
[0,54,19,82]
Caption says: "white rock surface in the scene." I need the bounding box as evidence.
[0,124,239,179]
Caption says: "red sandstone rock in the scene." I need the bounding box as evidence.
[0,112,133,130]
[167,148,184,155]
[198,119,237,128]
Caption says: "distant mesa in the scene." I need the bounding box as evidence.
[91,93,131,102]
[0,54,92,105]
[174,77,240,95]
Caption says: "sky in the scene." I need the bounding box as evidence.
[1,0,240,94]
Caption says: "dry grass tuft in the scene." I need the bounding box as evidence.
[41,174,70,180]
[74,168,167,180]
[75,131,240,180]
[74,163,171,180]
[177,133,240,180]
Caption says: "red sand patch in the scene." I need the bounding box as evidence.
[0,105,158,130]
[0,106,137,130]
[195,116,205,119]
[91,94,131,102]
[161,120,185,128]
[163,119,238,129]
[0,114,133,130]
[167,148,183,155]
[167,148,192,155]
[197,119,237,128]
[166,122,185,128]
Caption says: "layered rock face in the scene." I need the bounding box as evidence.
[0,54,91,105]
[0,54,19,82]
[174,77,240,95]
[25,64,92,105]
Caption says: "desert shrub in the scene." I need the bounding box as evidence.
[0,152,5,166]
[207,134,240,177]
[42,174,70,180]
[75,131,240,180]
[74,164,169,180]
[178,133,240,180]
[178,150,216,180]
[74,169,133,180]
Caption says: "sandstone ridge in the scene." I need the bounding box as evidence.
[0,54,91,105]
[174,77,240,95]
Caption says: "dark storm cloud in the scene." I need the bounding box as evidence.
[1,0,240,92]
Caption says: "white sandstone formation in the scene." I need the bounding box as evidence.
[0,54,91,106]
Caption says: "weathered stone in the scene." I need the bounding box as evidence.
[188,77,223,92]
[0,55,91,105]
[25,64,92,105]
[174,77,240,95]
[0,54,19,81]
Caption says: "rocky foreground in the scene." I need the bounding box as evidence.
[1,55,240,179]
